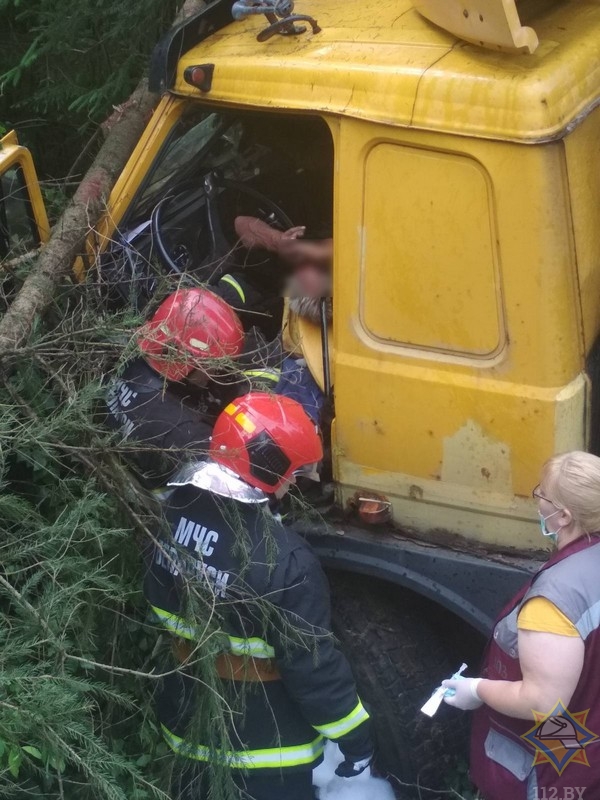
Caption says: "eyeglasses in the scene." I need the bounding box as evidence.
[532,485,562,508]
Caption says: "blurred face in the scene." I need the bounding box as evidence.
[285,239,333,298]
[186,356,237,388]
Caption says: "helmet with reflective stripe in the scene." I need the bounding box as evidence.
[210,392,323,494]
[138,288,244,382]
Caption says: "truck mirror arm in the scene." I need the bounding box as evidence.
[256,14,321,42]
[149,0,234,95]
[231,0,320,42]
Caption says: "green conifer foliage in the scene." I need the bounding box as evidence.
[0,0,180,175]
[0,275,237,799]
[0,284,166,798]
[0,267,324,799]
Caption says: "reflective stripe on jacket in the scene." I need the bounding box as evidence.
[144,485,372,773]
[162,725,325,769]
[150,604,275,656]
[313,700,370,740]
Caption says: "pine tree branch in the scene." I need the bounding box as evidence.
[0,558,223,689]
[0,700,170,800]
[0,368,224,669]
[0,79,156,355]
[0,0,204,357]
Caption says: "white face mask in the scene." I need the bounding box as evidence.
[538,508,562,544]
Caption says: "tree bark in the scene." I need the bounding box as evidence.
[0,0,203,356]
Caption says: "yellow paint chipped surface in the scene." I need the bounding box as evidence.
[442,421,512,495]
[175,0,600,142]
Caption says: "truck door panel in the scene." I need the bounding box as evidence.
[332,120,584,549]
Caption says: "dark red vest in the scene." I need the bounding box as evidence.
[470,536,600,799]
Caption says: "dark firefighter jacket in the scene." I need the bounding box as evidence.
[105,331,283,488]
[144,484,372,773]
[105,358,215,488]
[213,261,284,342]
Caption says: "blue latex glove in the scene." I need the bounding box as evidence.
[442,677,483,710]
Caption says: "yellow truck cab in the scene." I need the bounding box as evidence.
[3,0,600,783]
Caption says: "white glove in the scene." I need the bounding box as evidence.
[442,677,483,710]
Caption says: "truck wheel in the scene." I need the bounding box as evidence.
[328,571,484,797]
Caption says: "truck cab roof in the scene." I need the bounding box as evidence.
[170,0,600,142]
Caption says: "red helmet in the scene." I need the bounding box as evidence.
[210,393,323,494]
[138,288,244,381]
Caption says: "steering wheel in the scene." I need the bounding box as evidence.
[151,171,294,285]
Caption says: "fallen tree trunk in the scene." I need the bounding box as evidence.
[0,81,156,354]
[0,0,204,356]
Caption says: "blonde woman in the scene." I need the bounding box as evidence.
[443,451,600,799]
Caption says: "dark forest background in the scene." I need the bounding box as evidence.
[0,0,179,179]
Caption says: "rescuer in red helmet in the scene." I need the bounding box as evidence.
[137,287,245,383]
[144,392,373,800]
[105,286,245,488]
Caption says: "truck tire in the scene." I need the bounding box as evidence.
[328,571,484,797]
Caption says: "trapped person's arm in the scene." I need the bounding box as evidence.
[235,215,306,254]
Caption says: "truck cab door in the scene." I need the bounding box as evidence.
[0,131,50,261]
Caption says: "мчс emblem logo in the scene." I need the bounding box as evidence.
[521,700,598,775]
